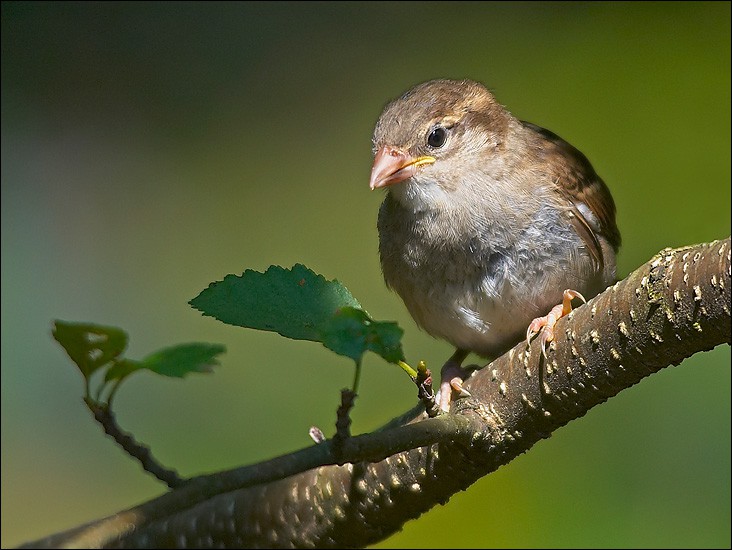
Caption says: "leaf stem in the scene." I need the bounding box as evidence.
[105,378,124,408]
[351,359,362,395]
[397,360,418,379]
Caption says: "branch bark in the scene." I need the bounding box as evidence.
[20,238,731,549]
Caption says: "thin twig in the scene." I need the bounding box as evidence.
[85,399,183,488]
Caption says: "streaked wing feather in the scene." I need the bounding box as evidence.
[522,121,622,258]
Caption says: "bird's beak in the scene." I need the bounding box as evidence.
[369,146,435,190]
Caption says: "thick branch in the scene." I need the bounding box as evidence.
[20,238,731,549]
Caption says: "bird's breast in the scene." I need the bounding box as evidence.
[378,195,606,356]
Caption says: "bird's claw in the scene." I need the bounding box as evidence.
[436,350,472,412]
[526,289,586,357]
[450,377,471,398]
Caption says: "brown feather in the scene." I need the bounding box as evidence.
[522,121,622,256]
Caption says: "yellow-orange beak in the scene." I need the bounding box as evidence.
[369,146,435,190]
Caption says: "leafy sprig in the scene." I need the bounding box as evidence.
[189,264,407,393]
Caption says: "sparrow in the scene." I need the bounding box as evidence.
[369,79,621,412]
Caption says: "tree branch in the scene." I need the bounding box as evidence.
[19,238,731,549]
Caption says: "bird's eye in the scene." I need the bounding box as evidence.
[427,126,448,148]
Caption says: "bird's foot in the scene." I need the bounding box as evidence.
[436,349,473,413]
[526,289,586,357]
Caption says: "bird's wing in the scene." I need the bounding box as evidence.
[521,121,621,272]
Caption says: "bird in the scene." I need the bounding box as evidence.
[369,79,621,412]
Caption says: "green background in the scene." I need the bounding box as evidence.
[2,2,729,547]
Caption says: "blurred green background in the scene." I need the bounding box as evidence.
[2,2,729,548]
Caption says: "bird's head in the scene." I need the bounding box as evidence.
[369,79,514,209]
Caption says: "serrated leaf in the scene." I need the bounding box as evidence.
[139,343,225,378]
[189,264,361,341]
[52,320,128,380]
[319,307,405,364]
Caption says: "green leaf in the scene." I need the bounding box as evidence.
[319,307,405,364]
[189,264,361,341]
[52,320,128,380]
[139,343,225,378]
[105,358,144,382]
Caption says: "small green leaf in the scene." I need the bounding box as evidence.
[189,264,361,342]
[368,320,405,364]
[319,307,405,364]
[105,358,144,382]
[52,320,128,380]
[139,343,225,378]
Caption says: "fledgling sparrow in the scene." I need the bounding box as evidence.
[369,79,621,412]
